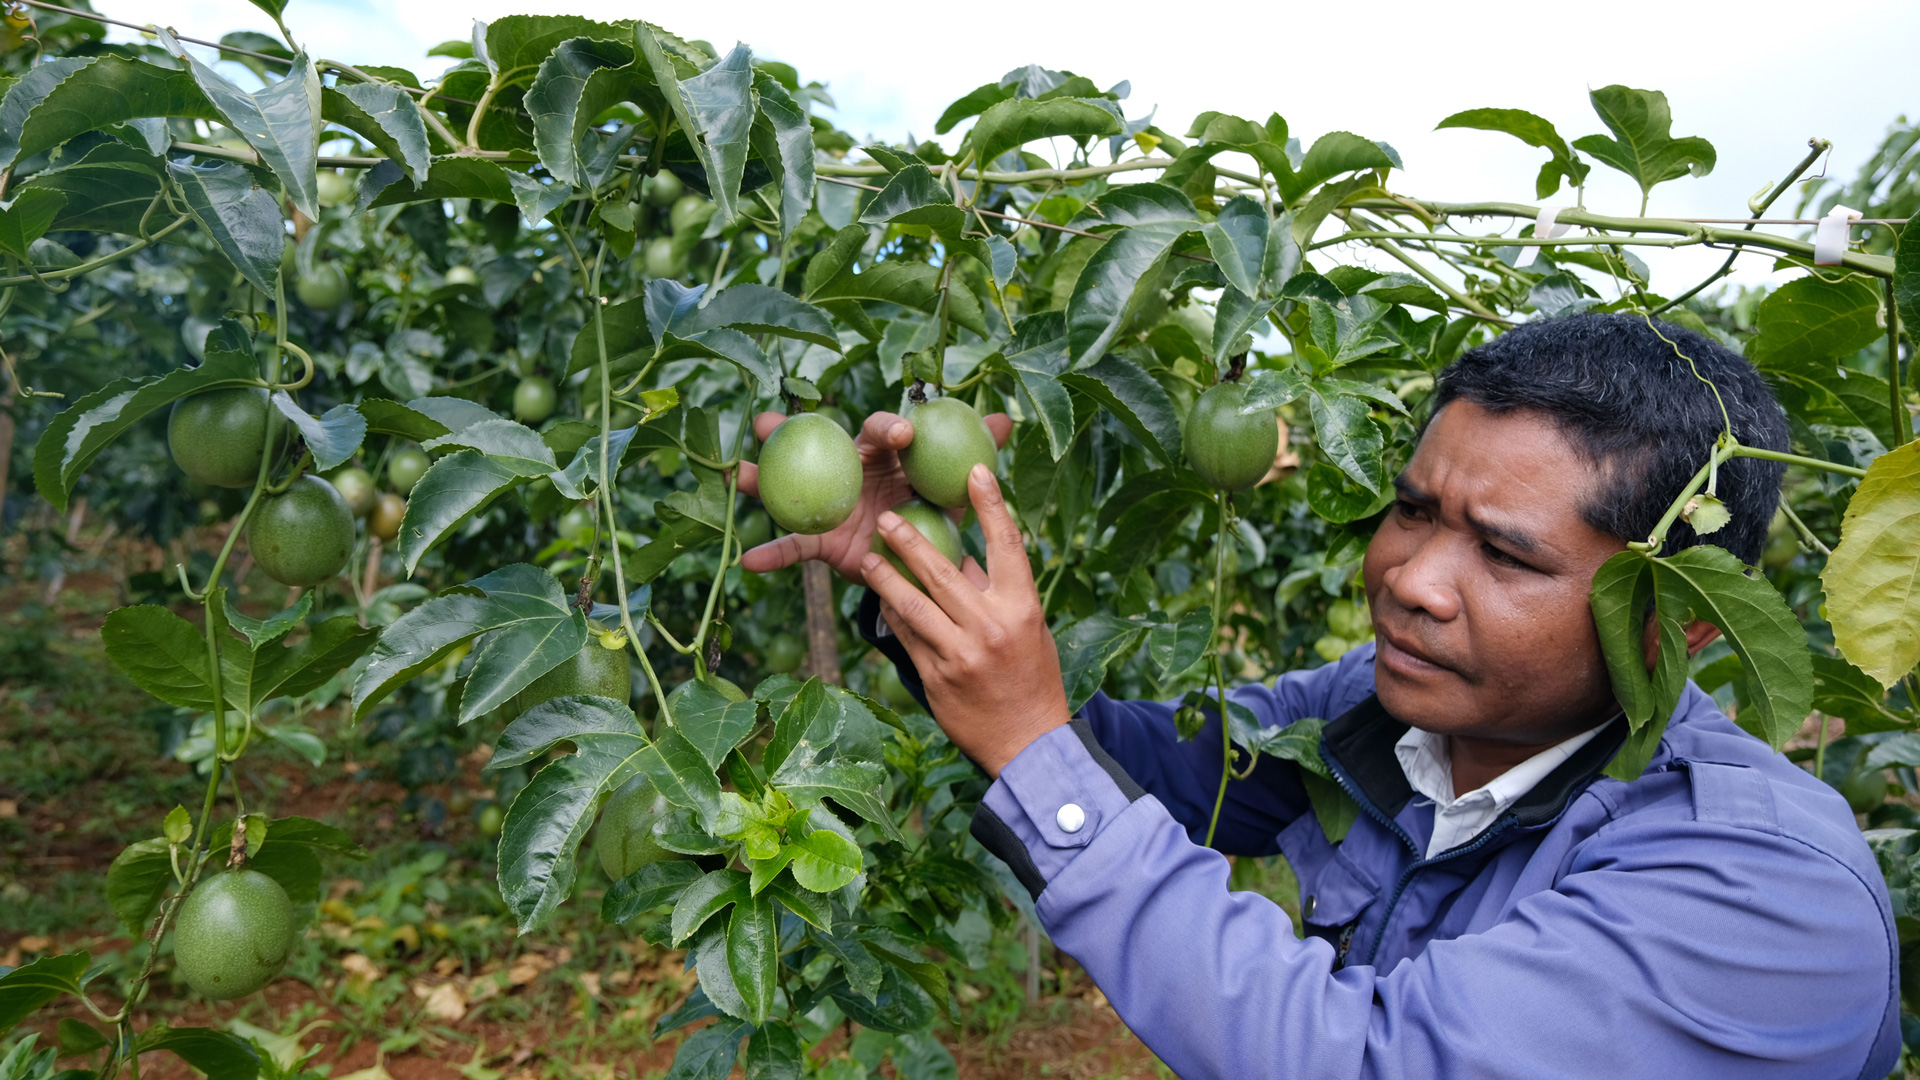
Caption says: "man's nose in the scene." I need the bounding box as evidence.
[1382,534,1462,622]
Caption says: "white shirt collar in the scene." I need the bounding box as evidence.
[1394,722,1609,858]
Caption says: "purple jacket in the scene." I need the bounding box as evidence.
[861,598,1899,1079]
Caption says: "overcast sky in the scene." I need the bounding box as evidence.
[144,0,1919,297]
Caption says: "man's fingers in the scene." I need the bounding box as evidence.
[968,464,1034,588]
[960,556,990,591]
[739,532,820,574]
[876,509,978,614]
[735,460,760,498]
[862,551,959,656]
[752,411,787,442]
[984,412,1013,449]
[857,410,913,455]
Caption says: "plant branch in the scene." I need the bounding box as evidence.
[0,215,191,288]
[1652,138,1830,314]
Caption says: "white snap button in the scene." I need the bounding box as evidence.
[1056,803,1086,834]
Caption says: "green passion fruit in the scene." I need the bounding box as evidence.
[330,467,377,517]
[644,170,684,207]
[756,412,862,534]
[899,397,996,508]
[594,775,678,879]
[444,265,480,286]
[169,388,274,488]
[871,499,963,590]
[514,376,557,424]
[316,169,354,207]
[387,447,430,494]
[247,476,355,587]
[477,803,505,837]
[763,634,805,673]
[370,492,406,541]
[1185,381,1279,491]
[173,869,296,1000]
[296,263,349,310]
[516,639,631,711]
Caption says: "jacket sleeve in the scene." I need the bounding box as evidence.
[859,589,1372,855]
[971,732,1897,1080]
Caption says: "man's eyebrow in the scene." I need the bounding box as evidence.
[1391,475,1543,554]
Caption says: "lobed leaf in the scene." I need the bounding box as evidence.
[1823,440,1920,688]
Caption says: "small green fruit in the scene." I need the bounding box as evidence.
[477,803,505,837]
[173,869,295,1000]
[444,265,479,286]
[871,499,963,590]
[1186,381,1279,491]
[296,263,349,310]
[247,476,355,587]
[516,640,631,711]
[643,237,681,279]
[876,662,919,712]
[670,194,713,237]
[330,467,377,517]
[370,493,406,541]
[387,448,430,494]
[899,397,996,508]
[595,776,677,879]
[169,388,271,488]
[735,509,773,550]
[514,376,557,424]
[316,170,354,207]
[1841,768,1891,815]
[1327,599,1370,640]
[644,170,684,207]
[763,634,805,673]
[756,412,862,534]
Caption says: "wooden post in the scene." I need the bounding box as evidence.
[801,560,841,684]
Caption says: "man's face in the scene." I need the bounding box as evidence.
[1360,401,1628,745]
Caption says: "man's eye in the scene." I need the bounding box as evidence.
[1395,500,1428,521]
[1483,543,1531,570]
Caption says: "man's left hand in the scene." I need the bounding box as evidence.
[861,463,1071,777]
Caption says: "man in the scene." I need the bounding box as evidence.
[739,313,1898,1078]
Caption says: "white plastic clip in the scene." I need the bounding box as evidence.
[1536,206,1573,241]
[1813,204,1862,266]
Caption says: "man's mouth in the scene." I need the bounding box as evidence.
[1374,626,1459,679]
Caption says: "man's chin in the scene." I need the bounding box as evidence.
[1373,661,1473,732]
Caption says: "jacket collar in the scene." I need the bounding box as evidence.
[1321,694,1629,836]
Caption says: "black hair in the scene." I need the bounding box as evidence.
[1430,312,1789,564]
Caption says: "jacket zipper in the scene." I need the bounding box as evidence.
[1321,742,1520,968]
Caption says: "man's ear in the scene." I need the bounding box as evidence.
[1683,620,1721,657]
[1642,617,1723,669]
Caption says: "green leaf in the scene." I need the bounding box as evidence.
[1813,654,1906,732]
[0,56,219,172]
[423,418,557,475]
[102,605,219,709]
[786,826,861,893]
[164,805,193,845]
[57,1017,109,1057]
[764,877,833,931]
[808,260,988,338]
[223,612,377,715]
[671,680,762,769]
[1271,131,1395,205]
[395,449,526,575]
[816,933,884,1003]
[1569,85,1715,202]
[271,394,365,473]
[664,1015,749,1080]
[131,1025,261,1080]
[1214,289,1283,362]
[802,224,867,300]
[321,82,432,185]
[634,724,726,826]
[770,757,901,843]
[368,157,516,207]
[726,894,779,1024]
[355,398,450,441]
[680,284,840,351]
[671,869,751,944]
[1436,108,1590,198]
[625,464,730,584]
[969,97,1119,170]
[1824,440,1920,688]
[525,37,637,187]
[867,943,955,1027]
[105,839,172,936]
[1656,546,1812,748]
[1201,196,1270,299]
[744,1024,803,1080]
[160,31,320,220]
[1747,274,1884,368]
[1057,354,1182,465]
[1056,613,1152,712]
[934,82,1013,135]
[488,695,652,932]
[603,860,705,923]
[639,31,753,225]
[167,160,285,296]
[1588,552,1686,740]
[1148,608,1213,681]
[748,71,815,239]
[16,142,165,235]
[0,953,89,1035]
[1239,367,1311,412]
[0,189,66,259]
[1306,391,1389,495]
[33,319,259,512]
[1895,223,1920,347]
[352,563,587,721]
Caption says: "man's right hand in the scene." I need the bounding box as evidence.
[735,408,1011,586]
